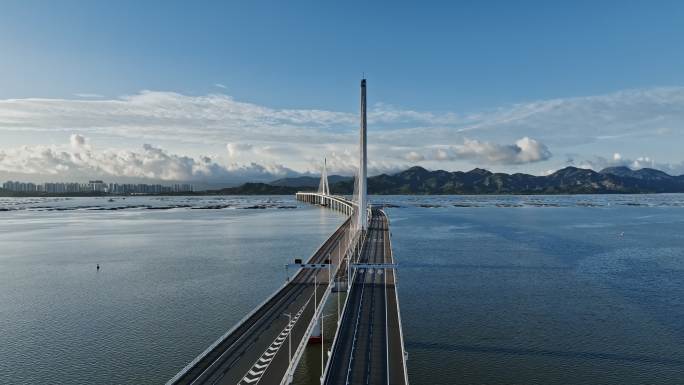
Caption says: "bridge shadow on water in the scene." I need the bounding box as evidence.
[404,341,684,367]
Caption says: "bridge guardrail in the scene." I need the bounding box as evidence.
[320,214,371,384]
[381,208,410,385]
[281,234,362,384]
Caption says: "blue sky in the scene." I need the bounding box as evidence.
[1,0,684,184]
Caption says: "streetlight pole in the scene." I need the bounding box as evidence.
[319,313,334,384]
[337,241,341,322]
[321,312,324,384]
[347,241,351,294]
[328,261,332,292]
[283,313,292,376]
[283,312,293,384]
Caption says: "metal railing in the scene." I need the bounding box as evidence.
[382,209,410,385]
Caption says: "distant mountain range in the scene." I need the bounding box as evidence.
[255,166,684,195]
[4,166,684,197]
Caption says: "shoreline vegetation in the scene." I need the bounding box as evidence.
[3,166,684,197]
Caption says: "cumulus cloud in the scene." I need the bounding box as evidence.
[406,137,551,165]
[0,135,300,184]
[466,137,549,164]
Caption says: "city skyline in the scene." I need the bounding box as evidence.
[2,1,684,184]
[2,179,194,194]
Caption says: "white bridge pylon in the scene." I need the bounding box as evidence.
[290,79,384,385]
[317,158,330,196]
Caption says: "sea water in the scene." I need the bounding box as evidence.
[1,194,683,384]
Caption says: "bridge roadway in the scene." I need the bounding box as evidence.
[167,217,353,385]
[324,209,408,385]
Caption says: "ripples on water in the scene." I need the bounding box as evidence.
[385,195,684,385]
[1,195,683,384]
[0,196,341,385]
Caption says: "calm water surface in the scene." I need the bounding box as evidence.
[1,194,683,384]
[385,194,684,385]
[0,196,342,385]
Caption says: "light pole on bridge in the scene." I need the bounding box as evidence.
[337,240,341,323]
[319,312,335,385]
[283,312,293,384]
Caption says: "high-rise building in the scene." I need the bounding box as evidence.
[88,180,106,192]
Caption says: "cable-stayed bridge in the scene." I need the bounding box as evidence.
[167,79,408,385]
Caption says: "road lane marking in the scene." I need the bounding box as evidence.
[238,297,312,385]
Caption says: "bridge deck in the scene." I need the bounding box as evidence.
[324,209,408,385]
[168,217,352,385]
[169,194,407,385]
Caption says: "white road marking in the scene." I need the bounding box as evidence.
[238,297,311,385]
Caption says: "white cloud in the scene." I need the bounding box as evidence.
[214,83,227,89]
[0,91,356,145]
[459,87,684,145]
[368,103,461,126]
[73,93,103,98]
[1,86,684,176]
[226,143,254,158]
[511,137,552,163]
[0,135,300,184]
[2,87,683,147]
[411,137,551,165]
[405,151,425,162]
